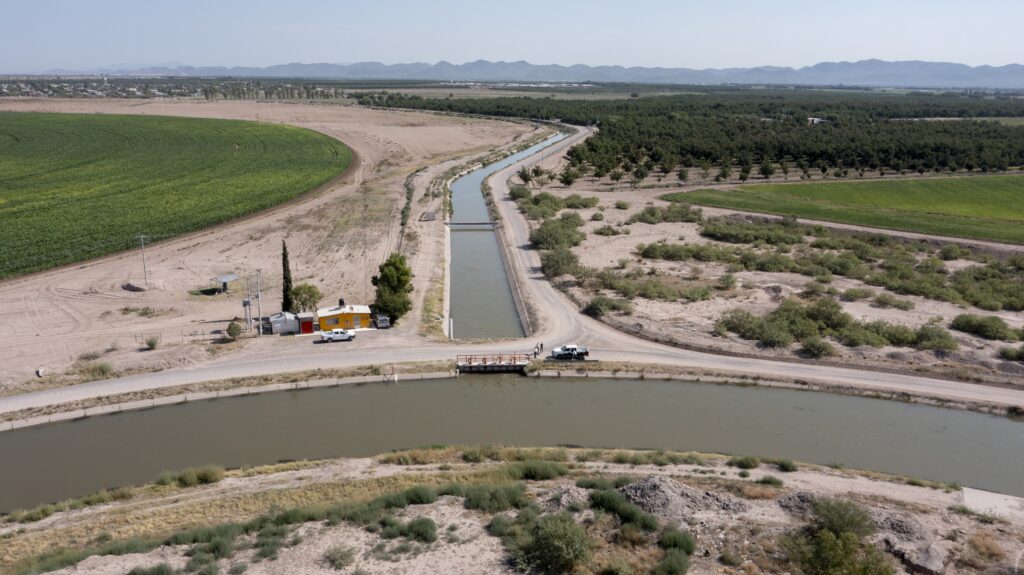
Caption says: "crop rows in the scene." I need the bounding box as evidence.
[0,112,351,278]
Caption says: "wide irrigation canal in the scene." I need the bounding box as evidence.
[449,133,566,339]
[1,375,1022,511]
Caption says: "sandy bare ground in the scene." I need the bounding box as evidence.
[0,99,535,391]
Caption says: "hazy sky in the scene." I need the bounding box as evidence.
[3,0,1022,72]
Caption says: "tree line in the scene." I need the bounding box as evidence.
[360,89,1024,177]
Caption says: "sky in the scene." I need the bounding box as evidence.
[2,0,1022,73]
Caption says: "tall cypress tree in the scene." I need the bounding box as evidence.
[281,240,294,313]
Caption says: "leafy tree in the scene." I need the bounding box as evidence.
[677,166,689,182]
[281,240,294,313]
[517,166,533,184]
[226,321,241,341]
[609,168,625,182]
[372,252,413,323]
[759,159,775,179]
[291,283,322,313]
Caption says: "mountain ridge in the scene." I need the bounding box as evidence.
[36,59,1024,89]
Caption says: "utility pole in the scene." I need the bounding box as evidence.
[137,235,149,287]
[255,269,262,336]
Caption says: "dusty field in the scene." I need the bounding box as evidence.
[0,99,536,392]
[510,168,1024,381]
[3,448,1021,575]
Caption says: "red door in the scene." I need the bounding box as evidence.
[300,319,314,334]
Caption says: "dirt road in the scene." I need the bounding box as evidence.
[1,126,1023,418]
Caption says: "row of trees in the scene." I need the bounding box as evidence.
[365,90,1024,178]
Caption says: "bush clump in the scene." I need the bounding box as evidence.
[323,546,354,570]
[658,528,696,555]
[584,296,634,317]
[522,513,593,575]
[628,204,702,225]
[727,455,761,469]
[949,314,1017,341]
[801,336,836,358]
[589,490,659,531]
[530,217,585,250]
[872,292,915,310]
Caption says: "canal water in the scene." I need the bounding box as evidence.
[448,134,566,339]
[1,375,1021,511]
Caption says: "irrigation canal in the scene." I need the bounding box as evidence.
[0,375,1022,511]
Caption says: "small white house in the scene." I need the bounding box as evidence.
[269,311,300,335]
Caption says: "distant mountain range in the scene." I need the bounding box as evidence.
[41,59,1024,89]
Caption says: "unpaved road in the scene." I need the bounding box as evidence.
[1,126,1023,417]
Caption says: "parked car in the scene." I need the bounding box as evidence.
[320,328,356,342]
[374,314,391,329]
[550,344,589,360]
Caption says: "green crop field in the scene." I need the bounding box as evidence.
[667,176,1024,244]
[0,112,351,278]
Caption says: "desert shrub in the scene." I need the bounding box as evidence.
[840,288,875,302]
[727,456,761,469]
[530,218,585,249]
[658,528,696,555]
[717,273,737,290]
[405,517,438,543]
[773,459,799,472]
[998,345,1024,361]
[872,292,913,311]
[785,529,892,575]
[650,549,690,575]
[145,337,159,350]
[540,248,580,279]
[445,484,531,513]
[863,321,917,347]
[801,336,836,358]
[812,499,875,538]
[522,513,592,575]
[80,362,113,378]
[950,314,1017,341]
[559,211,585,227]
[757,475,784,487]
[628,204,702,225]
[487,514,514,537]
[913,324,959,352]
[968,530,1006,562]
[403,485,439,505]
[508,460,569,481]
[226,321,241,341]
[229,565,246,575]
[836,324,889,348]
[509,185,532,201]
[584,296,634,317]
[614,200,630,210]
[591,212,605,221]
[590,490,659,531]
[701,218,810,245]
[177,469,200,487]
[939,243,970,260]
[594,225,626,236]
[563,194,600,209]
[718,550,742,567]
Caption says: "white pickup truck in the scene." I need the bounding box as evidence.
[550,344,589,360]
[320,328,355,343]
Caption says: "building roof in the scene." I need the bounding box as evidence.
[317,304,373,317]
[269,311,297,321]
[213,273,239,283]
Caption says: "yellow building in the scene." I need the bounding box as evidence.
[316,304,373,331]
